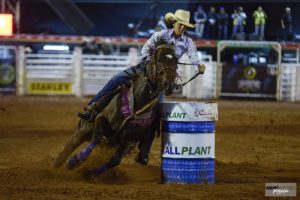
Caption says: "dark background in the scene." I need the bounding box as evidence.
[18,0,300,41]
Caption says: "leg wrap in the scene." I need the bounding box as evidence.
[77,143,96,161]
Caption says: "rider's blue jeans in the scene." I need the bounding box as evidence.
[88,70,129,105]
[88,63,144,105]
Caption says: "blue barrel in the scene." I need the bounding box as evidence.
[160,102,218,184]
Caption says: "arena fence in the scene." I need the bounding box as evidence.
[81,52,132,96]
[17,46,75,96]
[281,64,300,101]
[178,54,217,99]
[13,45,300,102]
[217,41,282,100]
[16,46,216,99]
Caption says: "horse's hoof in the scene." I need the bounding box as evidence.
[66,155,80,170]
[135,154,148,165]
[82,169,97,180]
[52,161,61,169]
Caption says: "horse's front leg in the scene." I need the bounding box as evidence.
[87,142,135,177]
[66,116,107,170]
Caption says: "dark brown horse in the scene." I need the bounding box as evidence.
[53,44,178,176]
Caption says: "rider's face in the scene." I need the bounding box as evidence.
[173,22,188,37]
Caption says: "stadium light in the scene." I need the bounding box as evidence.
[0,14,13,36]
[43,45,70,51]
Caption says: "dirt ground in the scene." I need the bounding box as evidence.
[0,95,299,200]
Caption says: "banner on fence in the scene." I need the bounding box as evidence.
[221,64,277,97]
[27,82,73,94]
[0,46,16,93]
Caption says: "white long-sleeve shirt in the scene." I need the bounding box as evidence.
[141,29,201,65]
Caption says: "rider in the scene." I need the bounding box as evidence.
[77,9,205,165]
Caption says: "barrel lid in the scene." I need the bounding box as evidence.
[160,102,218,121]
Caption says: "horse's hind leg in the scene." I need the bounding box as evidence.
[66,142,96,170]
[53,120,92,168]
[89,142,135,176]
[67,116,108,170]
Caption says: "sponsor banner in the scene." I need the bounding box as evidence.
[161,158,215,184]
[162,121,215,133]
[265,183,297,197]
[27,82,73,94]
[0,46,16,93]
[221,64,277,96]
[162,132,215,158]
[160,102,218,122]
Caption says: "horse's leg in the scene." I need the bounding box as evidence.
[88,142,135,177]
[66,142,96,170]
[66,116,108,170]
[53,120,92,168]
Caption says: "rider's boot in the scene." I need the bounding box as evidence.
[77,87,123,122]
[77,102,99,122]
[77,110,92,121]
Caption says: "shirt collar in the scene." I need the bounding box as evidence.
[170,29,185,41]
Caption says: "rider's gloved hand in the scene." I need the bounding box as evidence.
[197,64,205,74]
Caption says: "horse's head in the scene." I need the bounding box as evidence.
[148,44,178,95]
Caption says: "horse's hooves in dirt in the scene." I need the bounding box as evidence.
[52,160,61,169]
[81,168,97,181]
[66,155,81,170]
[52,157,65,169]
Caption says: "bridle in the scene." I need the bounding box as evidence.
[151,44,178,86]
[146,44,201,92]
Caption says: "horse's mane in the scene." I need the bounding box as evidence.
[154,42,175,52]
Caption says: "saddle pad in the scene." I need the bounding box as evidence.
[121,87,156,127]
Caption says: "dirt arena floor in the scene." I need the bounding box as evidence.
[0,95,299,200]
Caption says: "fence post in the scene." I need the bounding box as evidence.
[16,46,25,96]
[73,47,83,97]
[128,47,139,66]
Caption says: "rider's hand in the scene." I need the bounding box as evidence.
[198,64,205,74]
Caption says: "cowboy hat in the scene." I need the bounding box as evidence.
[165,9,195,28]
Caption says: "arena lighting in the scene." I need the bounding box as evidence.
[0,14,13,36]
[43,45,69,51]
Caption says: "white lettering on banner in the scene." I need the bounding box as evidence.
[238,80,261,90]
[265,183,297,197]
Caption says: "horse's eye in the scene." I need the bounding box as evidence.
[165,54,173,59]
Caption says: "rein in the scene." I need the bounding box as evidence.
[178,71,201,87]
[176,62,202,88]
[177,62,197,65]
